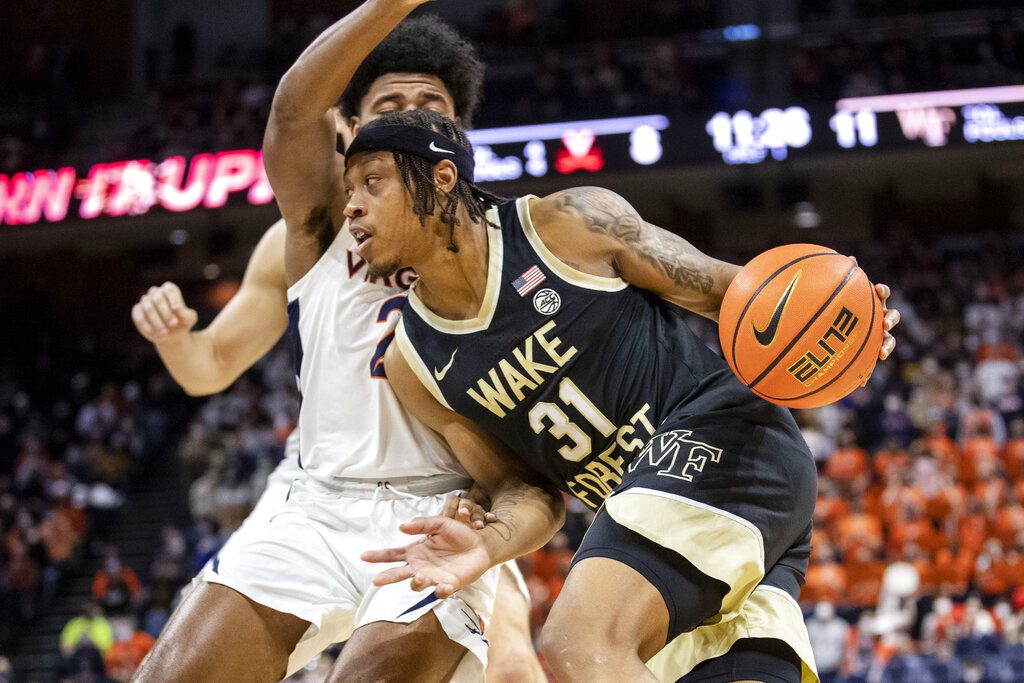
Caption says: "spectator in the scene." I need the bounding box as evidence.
[104,616,156,682]
[825,428,871,496]
[59,602,113,658]
[0,656,12,683]
[806,601,849,682]
[1002,418,1024,479]
[845,546,887,609]
[92,547,142,616]
[803,545,847,607]
[149,526,188,595]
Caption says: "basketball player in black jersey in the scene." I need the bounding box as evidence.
[346,110,900,682]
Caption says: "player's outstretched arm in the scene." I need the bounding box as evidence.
[131,221,289,396]
[264,0,429,286]
[531,187,899,358]
[365,342,565,597]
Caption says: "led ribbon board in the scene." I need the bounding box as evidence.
[706,84,1024,165]
[0,115,670,226]
[4,86,1023,226]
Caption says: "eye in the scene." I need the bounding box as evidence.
[365,175,380,186]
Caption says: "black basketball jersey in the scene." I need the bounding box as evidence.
[395,196,764,509]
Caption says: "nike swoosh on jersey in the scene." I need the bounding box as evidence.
[429,141,456,155]
[433,349,458,381]
[752,270,802,347]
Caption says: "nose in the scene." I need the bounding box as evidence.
[344,193,366,220]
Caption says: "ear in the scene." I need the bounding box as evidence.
[433,159,458,194]
[347,115,362,137]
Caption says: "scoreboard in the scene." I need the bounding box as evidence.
[2,85,1022,227]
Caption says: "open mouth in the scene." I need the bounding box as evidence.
[350,225,374,256]
[350,225,372,245]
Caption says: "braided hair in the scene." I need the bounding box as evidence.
[360,110,504,252]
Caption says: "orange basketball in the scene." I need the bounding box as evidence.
[718,243,884,409]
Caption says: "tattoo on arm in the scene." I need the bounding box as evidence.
[556,187,714,294]
[487,488,525,543]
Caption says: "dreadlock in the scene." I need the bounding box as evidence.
[361,110,505,253]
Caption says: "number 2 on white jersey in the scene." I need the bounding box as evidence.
[369,295,407,379]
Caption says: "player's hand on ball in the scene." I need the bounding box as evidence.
[876,283,899,360]
[362,515,491,598]
[859,283,900,388]
[132,282,199,343]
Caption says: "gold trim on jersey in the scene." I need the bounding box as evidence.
[517,195,628,292]
[603,487,765,619]
[406,207,503,335]
[394,319,454,410]
[645,584,819,683]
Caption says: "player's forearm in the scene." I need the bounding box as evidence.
[270,0,421,124]
[693,258,741,321]
[479,480,565,566]
[152,332,230,396]
[624,223,740,321]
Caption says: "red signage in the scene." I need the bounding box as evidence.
[1,149,275,226]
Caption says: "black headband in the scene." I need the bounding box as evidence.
[343,124,475,181]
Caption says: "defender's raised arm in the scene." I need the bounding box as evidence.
[264,0,428,285]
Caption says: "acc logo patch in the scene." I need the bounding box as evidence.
[533,288,561,315]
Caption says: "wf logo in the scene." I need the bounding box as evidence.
[628,430,723,482]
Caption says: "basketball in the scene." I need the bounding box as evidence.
[718,244,884,409]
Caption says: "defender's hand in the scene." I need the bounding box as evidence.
[362,516,491,598]
[132,282,199,343]
[440,492,497,530]
[876,283,900,360]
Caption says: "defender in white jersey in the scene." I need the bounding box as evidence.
[197,227,502,678]
[132,9,559,682]
[285,231,455,481]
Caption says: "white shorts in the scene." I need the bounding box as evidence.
[199,472,501,679]
[192,445,301,587]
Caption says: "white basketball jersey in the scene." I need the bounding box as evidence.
[286,222,466,481]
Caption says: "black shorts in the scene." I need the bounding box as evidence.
[572,403,818,680]
[680,638,803,683]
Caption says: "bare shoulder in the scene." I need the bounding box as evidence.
[525,187,641,277]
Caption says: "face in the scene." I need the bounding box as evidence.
[343,152,418,278]
[344,151,458,278]
[350,73,458,134]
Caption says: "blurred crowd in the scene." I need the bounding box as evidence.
[3,4,1023,173]
[0,290,193,680]
[2,3,1024,681]
[786,234,1024,682]
[26,230,1019,682]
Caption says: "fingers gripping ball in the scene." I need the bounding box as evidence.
[718,244,884,409]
